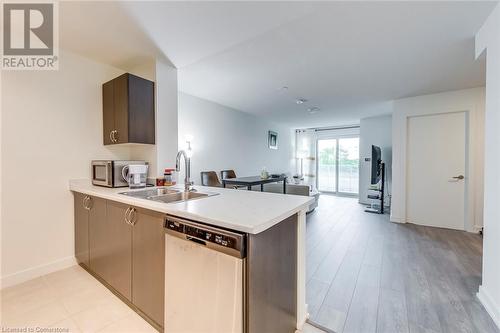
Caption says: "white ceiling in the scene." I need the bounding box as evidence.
[60,2,162,68]
[60,1,497,128]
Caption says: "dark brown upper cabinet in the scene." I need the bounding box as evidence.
[103,73,155,145]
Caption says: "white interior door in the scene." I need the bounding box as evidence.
[406,112,467,230]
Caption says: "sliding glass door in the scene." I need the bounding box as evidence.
[317,139,337,192]
[338,138,360,194]
[317,137,359,195]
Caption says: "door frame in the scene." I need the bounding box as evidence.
[390,89,485,233]
[315,134,360,197]
[405,110,469,231]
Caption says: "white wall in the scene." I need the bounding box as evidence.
[178,93,294,185]
[475,4,500,329]
[359,115,392,205]
[155,60,179,175]
[1,51,130,287]
[129,59,178,178]
[391,87,485,234]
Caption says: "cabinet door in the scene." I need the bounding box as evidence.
[128,74,155,144]
[132,208,165,326]
[74,193,89,267]
[102,80,115,145]
[88,196,107,278]
[113,73,129,144]
[102,200,133,300]
[247,214,297,333]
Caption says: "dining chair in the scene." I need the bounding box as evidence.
[220,169,247,189]
[200,171,222,187]
[221,169,237,180]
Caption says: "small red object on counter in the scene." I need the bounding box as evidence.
[156,177,165,186]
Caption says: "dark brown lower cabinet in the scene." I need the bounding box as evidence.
[132,208,165,325]
[74,192,164,330]
[75,194,107,269]
[247,214,297,333]
[88,196,110,282]
[74,193,90,267]
[97,200,133,301]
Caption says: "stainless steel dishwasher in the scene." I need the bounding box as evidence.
[164,215,246,333]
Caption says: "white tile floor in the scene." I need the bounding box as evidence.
[1,265,324,333]
[0,265,157,332]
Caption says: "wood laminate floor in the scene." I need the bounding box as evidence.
[306,195,498,333]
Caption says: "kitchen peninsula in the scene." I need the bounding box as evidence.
[69,179,312,333]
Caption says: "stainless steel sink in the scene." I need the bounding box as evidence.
[119,187,218,204]
[120,187,180,198]
[149,191,215,203]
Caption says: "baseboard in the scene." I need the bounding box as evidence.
[473,225,483,233]
[390,215,406,223]
[0,256,77,289]
[297,303,309,330]
[305,320,335,333]
[477,285,500,330]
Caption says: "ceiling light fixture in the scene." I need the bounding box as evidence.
[308,107,320,114]
[277,86,289,94]
[296,98,308,105]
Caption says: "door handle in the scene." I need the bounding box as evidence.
[452,175,465,180]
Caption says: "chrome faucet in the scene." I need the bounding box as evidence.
[176,150,193,192]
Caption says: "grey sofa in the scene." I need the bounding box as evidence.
[253,183,320,213]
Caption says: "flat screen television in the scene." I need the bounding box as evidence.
[370,145,382,185]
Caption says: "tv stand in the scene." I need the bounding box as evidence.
[365,162,385,214]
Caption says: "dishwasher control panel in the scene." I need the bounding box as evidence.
[165,216,246,258]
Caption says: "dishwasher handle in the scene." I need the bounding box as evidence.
[186,236,206,246]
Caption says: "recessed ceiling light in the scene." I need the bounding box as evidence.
[277,86,289,94]
[308,107,320,114]
[296,98,308,105]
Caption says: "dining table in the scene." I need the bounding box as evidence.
[222,175,288,194]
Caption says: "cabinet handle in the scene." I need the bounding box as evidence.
[86,197,93,210]
[124,207,131,225]
[110,130,118,143]
[129,208,137,226]
[83,196,90,210]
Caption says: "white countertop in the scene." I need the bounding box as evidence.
[69,179,313,234]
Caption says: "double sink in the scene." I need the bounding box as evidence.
[120,187,218,204]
